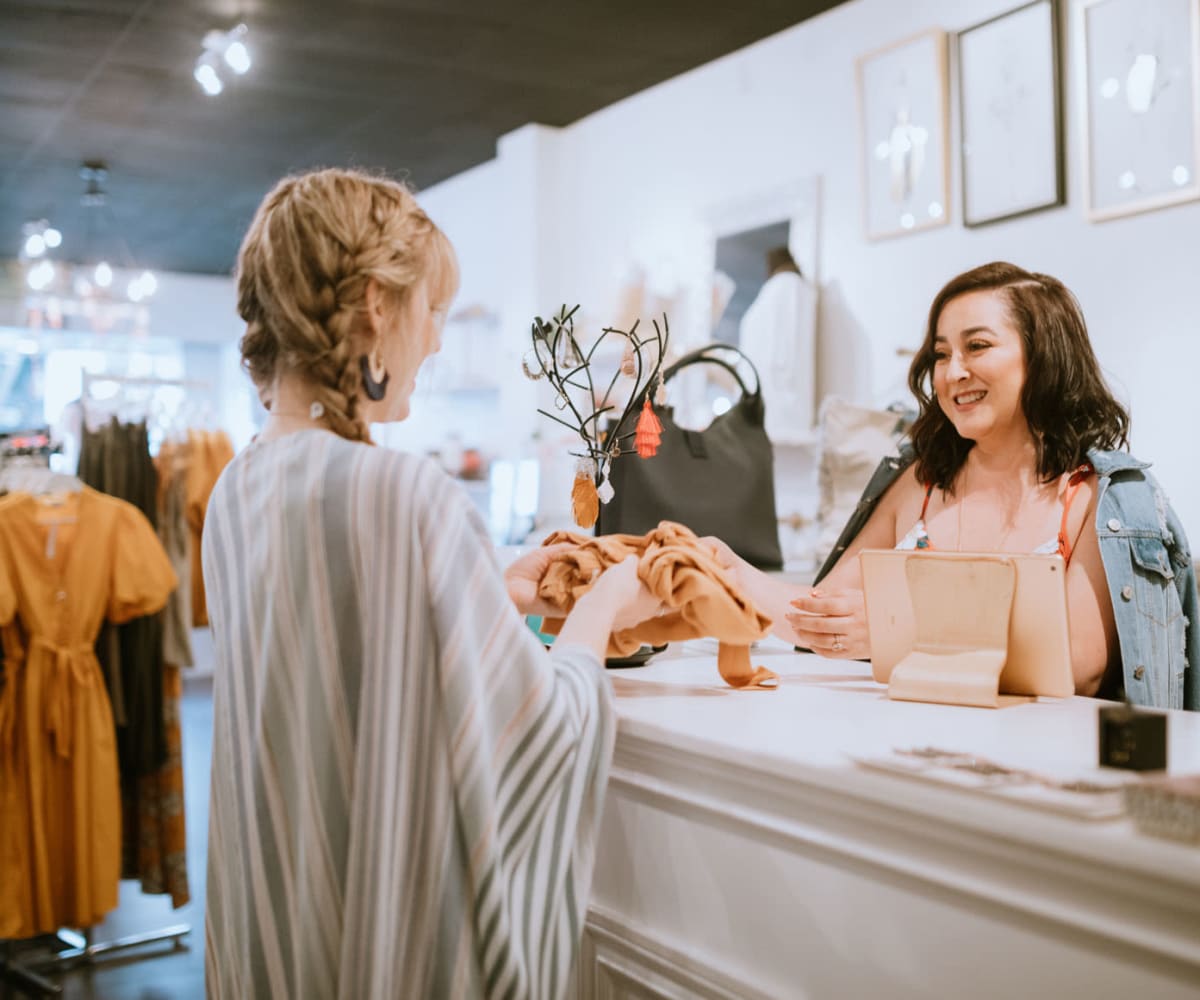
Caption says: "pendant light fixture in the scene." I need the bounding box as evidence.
[19,161,157,332]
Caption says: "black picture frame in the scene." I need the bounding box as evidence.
[957,0,1065,228]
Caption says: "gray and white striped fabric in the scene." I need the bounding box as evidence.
[202,429,615,999]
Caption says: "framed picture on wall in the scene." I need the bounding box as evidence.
[958,0,1064,227]
[856,29,951,240]
[1077,0,1200,221]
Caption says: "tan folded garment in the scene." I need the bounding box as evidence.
[537,521,777,689]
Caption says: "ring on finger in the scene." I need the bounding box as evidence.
[831,635,845,652]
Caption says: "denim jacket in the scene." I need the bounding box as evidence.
[815,446,1197,711]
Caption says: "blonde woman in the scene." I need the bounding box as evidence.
[202,168,657,999]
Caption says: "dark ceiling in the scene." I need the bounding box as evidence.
[0,0,846,276]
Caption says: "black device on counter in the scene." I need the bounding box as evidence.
[606,644,668,669]
[1098,704,1168,772]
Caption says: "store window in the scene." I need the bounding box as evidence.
[0,326,186,457]
[0,333,43,430]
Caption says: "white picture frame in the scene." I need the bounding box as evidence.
[1077,0,1200,221]
[958,0,1065,227]
[857,29,951,240]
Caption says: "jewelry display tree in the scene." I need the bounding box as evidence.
[522,305,669,528]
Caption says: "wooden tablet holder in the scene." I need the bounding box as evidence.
[887,556,1033,709]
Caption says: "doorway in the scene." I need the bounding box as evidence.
[712,219,791,346]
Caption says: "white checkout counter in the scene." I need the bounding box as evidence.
[572,638,1200,999]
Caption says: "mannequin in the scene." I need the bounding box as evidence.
[737,245,817,440]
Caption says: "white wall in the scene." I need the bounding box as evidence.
[144,271,240,345]
[417,158,507,324]
[13,0,1192,531]
[423,0,1200,534]
[0,267,240,347]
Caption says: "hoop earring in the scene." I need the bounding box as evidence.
[360,346,390,401]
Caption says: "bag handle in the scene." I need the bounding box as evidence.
[662,344,762,400]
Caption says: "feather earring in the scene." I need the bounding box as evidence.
[571,458,599,528]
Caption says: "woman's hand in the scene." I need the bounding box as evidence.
[697,535,743,585]
[593,555,663,631]
[506,545,661,626]
[787,587,870,659]
[503,543,573,616]
[556,555,664,661]
[701,535,803,644]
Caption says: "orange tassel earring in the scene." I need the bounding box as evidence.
[635,396,662,458]
[571,460,599,528]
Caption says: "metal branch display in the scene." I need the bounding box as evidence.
[523,304,670,528]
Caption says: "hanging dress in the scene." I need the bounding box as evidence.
[79,419,193,907]
[122,437,195,907]
[186,428,234,627]
[0,487,176,937]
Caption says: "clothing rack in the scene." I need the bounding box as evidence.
[1,941,60,996]
[0,924,191,995]
[80,372,213,424]
[1,399,195,993]
[2,924,192,996]
[81,373,210,393]
[81,371,217,455]
[0,429,65,499]
[0,427,55,458]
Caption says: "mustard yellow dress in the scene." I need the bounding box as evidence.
[0,487,176,937]
[185,429,233,627]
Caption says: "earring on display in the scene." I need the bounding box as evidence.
[360,345,390,401]
[571,457,599,529]
[596,458,615,504]
[521,349,545,381]
[620,340,637,378]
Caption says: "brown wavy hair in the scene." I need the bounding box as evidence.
[907,262,1129,490]
[236,167,457,442]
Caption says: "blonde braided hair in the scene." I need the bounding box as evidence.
[237,167,457,442]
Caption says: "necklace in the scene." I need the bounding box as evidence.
[955,464,1049,553]
[955,465,969,552]
[266,401,326,422]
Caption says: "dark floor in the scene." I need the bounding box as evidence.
[3,673,214,1000]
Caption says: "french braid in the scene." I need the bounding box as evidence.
[236,168,454,443]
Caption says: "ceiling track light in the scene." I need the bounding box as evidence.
[194,53,224,96]
[222,24,252,75]
[195,23,251,96]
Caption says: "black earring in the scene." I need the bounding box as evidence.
[360,351,390,401]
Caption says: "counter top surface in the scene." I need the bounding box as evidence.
[606,637,1200,883]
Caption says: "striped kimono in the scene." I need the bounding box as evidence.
[202,429,615,999]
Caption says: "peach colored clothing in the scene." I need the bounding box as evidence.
[185,429,234,627]
[538,521,777,689]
